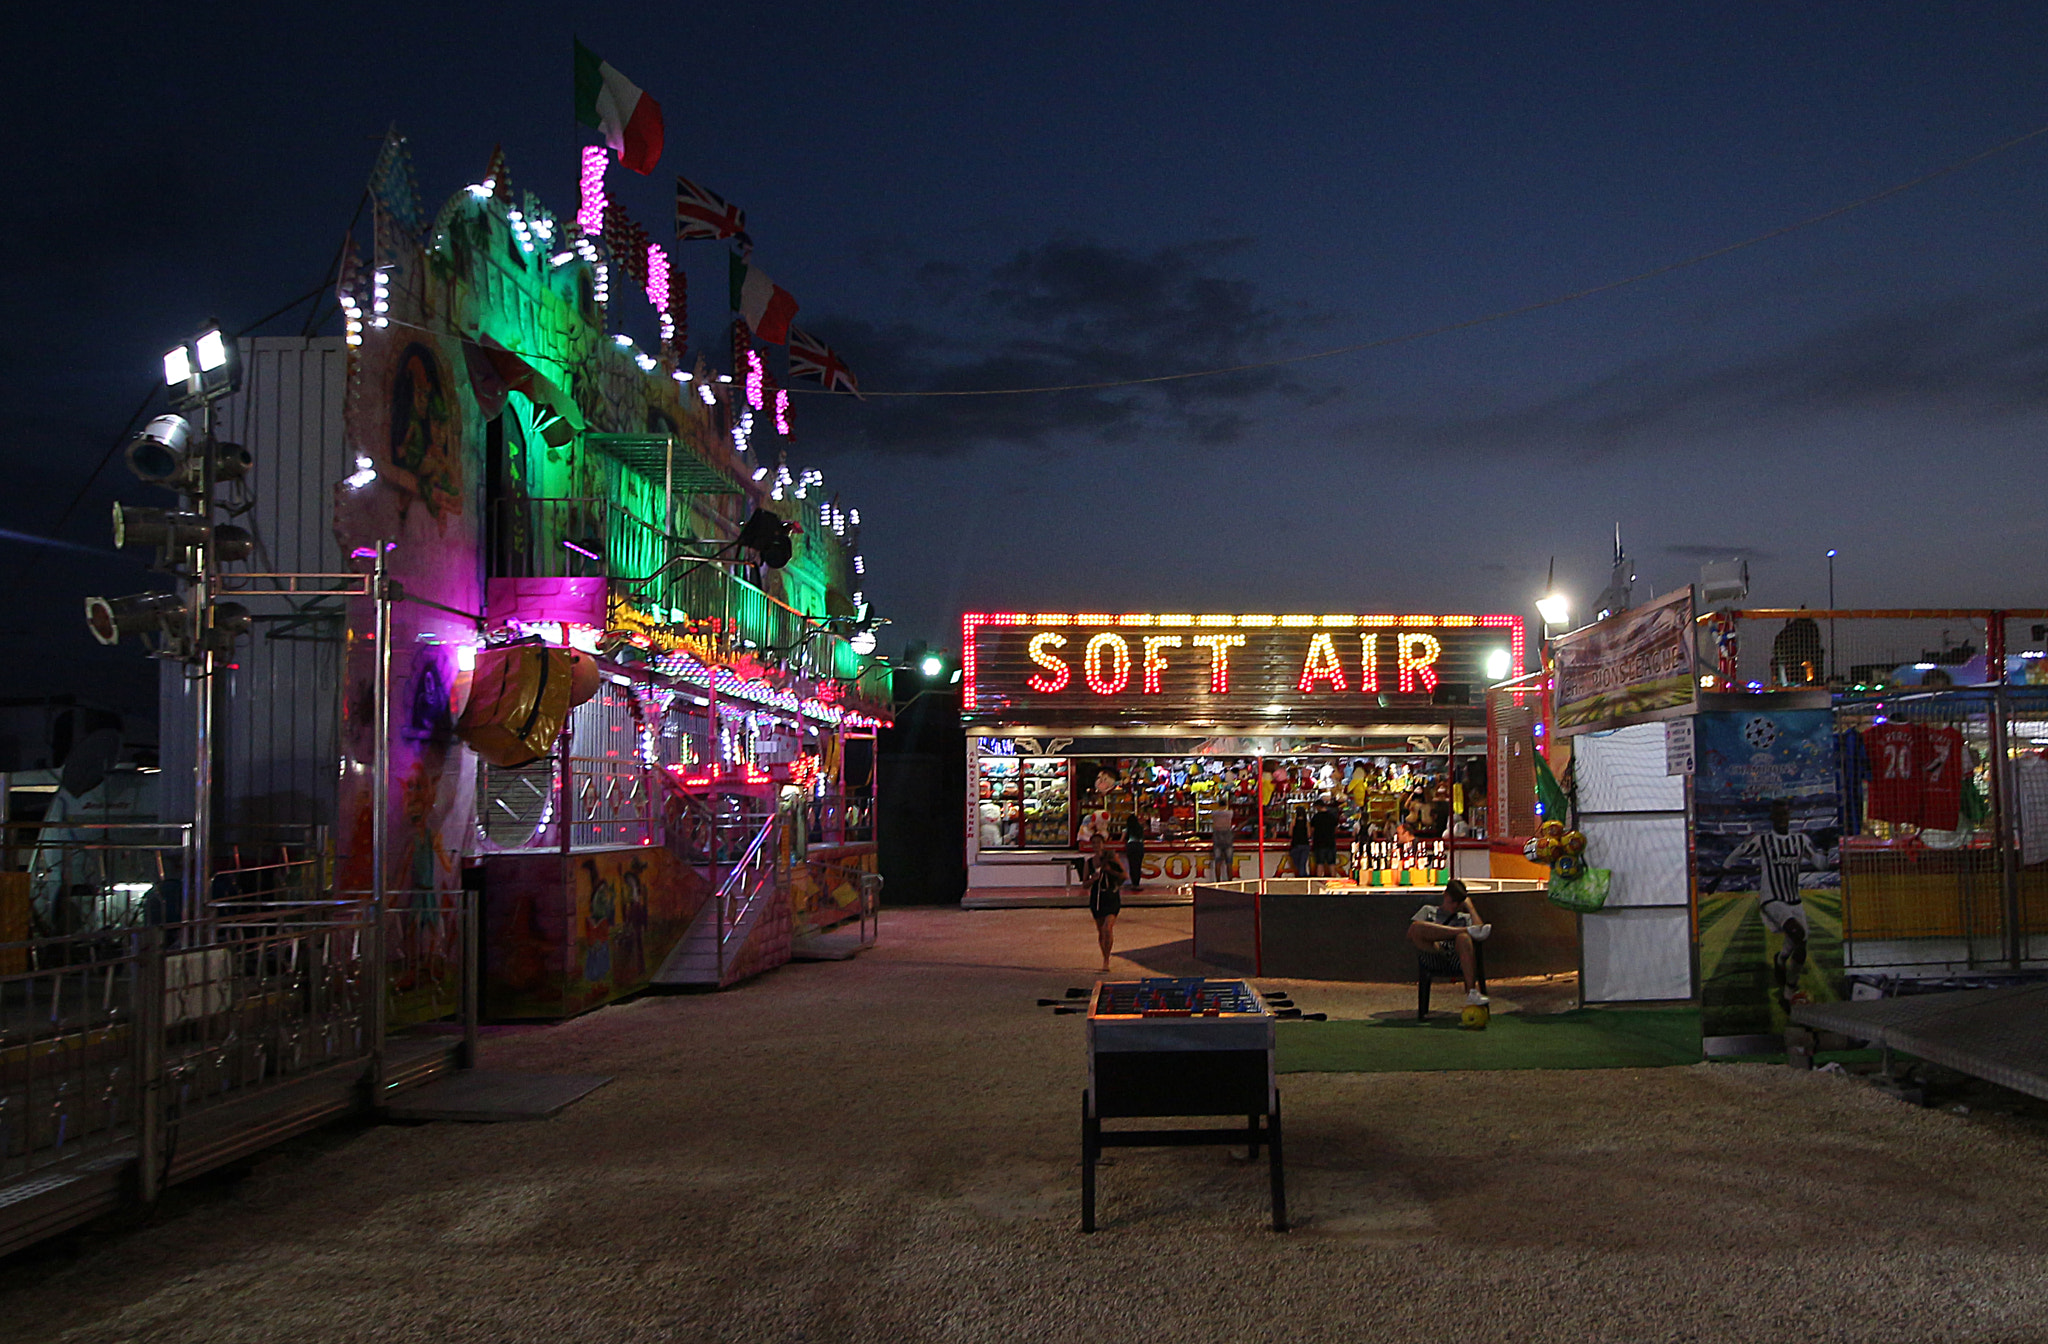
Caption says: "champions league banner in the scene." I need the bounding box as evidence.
[1693,703,1844,1042]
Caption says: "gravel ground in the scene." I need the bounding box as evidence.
[5,904,2048,1342]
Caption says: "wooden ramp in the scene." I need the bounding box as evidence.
[381,1072,612,1122]
[1793,982,2048,1102]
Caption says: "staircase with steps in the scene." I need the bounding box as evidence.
[653,807,793,988]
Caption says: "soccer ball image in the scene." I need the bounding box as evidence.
[1554,853,1586,880]
[1539,819,1565,839]
[1743,717,1780,753]
[1533,836,1561,863]
[1561,830,1587,856]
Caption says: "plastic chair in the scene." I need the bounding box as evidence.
[1416,940,1487,1020]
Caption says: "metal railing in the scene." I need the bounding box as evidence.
[0,905,374,1202]
[486,494,891,710]
[713,811,782,982]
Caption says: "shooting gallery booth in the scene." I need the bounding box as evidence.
[959,610,1534,895]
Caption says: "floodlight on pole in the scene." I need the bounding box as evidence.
[161,323,240,411]
[920,653,945,679]
[1537,554,1568,631]
[194,330,229,372]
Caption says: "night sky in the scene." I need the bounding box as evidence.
[9,5,2048,729]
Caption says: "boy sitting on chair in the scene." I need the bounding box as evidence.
[1407,878,1493,1007]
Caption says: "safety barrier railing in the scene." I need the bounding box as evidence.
[714,812,783,982]
[0,904,375,1202]
[486,494,891,716]
[0,929,146,1187]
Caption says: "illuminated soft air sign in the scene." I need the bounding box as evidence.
[962,612,1524,726]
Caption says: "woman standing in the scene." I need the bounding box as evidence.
[1086,834,1126,972]
[1288,806,1311,879]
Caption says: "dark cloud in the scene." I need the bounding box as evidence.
[791,239,1314,456]
[1358,291,2048,456]
[1664,544,1775,560]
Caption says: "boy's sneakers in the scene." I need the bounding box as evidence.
[1466,989,1489,1006]
[1467,922,1493,942]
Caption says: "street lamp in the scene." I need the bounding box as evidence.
[1537,555,1569,633]
[1826,549,1838,681]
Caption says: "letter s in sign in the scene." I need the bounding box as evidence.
[1026,632,1070,693]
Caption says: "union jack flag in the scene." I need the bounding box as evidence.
[788,328,860,396]
[675,174,750,245]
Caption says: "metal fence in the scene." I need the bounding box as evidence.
[0,903,376,1218]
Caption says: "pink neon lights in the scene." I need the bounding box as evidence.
[576,146,607,237]
[744,349,765,410]
[645,243,670,312]
[1297,632,1347,692]
[1083,633,1131,695]
[1026,633,1070,693]
[1190,634,1246,694]
[1141,635,1182,694]
[774,389,791,436]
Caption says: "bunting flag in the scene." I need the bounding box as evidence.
[729,253,798,345]
[675,175,751,245]
[574,39,664,174]
[788,328,861,396]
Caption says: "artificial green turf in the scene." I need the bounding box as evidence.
[1275,1007,1704,1073]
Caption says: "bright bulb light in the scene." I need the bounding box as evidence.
[163,347,192,387]
[194,330,228,371]
[920,654,945,678]
[850,631,877,656]
[455,643,477,672]
[1537,594,1570,626]
[1484,648,1512,681]
[751,466,768,481]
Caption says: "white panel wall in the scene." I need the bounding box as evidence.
[1581,906,1694,1001]
[1573,720,1694,1003]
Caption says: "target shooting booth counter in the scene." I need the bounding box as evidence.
[960,609,1574,973]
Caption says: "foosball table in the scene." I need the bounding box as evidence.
[1083,977,1286,1232]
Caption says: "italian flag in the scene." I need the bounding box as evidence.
[729,253,799,345]
[574,39,663,175]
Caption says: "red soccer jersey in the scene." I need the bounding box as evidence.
[1864,723,1921,828]
[1919,726,1965,831]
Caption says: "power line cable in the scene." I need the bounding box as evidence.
[790,119,2048,398]
[16,279,337,589]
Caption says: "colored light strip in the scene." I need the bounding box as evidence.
[960,611,1530,709]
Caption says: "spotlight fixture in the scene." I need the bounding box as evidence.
[734,507,794,569]
[125,414,252,494]
[84,592,188,647]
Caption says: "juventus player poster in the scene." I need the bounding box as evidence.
[1693,706,1843,1040]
